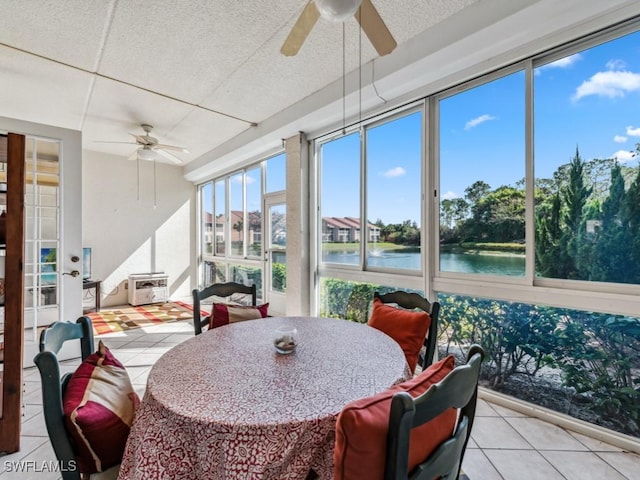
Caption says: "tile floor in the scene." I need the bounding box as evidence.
[2,317,640,479]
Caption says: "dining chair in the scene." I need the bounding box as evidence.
[33,317,94,480]
[385,345,484,480]
[192,281,257,335]
[372,290,440,371]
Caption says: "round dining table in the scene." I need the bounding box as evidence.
[117,316,412,480]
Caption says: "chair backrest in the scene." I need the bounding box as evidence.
[374,291,440,370]
[385,344,485,480]
[192,281,257,335]
[33,316,95,480]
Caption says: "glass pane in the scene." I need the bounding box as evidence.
[534,30,640,284]
[214,180,226,256]
[366,111,422,271]
[438,292,640,439]
[229,172,244,256]
[320,133,361,265]
[266,153,286,193]
[271,251,286,293]
[230,264,263,299]
[439,71,526,276]
[246,167,262,258]
[204,260,226,285]
[201,182,213,255]
[270,204,286,248]
[319,276,424,323]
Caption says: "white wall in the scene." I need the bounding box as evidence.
[82,150,195,307]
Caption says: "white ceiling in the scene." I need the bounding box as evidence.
[0,0,639,182]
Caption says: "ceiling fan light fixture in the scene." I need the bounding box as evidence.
[137,147,155,161]
[316,0,362,22]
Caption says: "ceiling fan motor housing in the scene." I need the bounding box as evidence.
[316,0,362,22]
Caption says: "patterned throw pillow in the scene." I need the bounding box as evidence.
[63,341,140,475]
[209,302,270,329]
[334,356,456,480]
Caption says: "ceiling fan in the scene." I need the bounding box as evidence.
[97,124,189,165]
[281,0,397,57]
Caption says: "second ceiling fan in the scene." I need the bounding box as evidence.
[281,0,397,57]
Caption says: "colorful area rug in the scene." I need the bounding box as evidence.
[88,301,199,335]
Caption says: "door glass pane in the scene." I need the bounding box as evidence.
[320,133,361,265]
[214,180,226,256]
[270,204,287,293]
[230,172,244,256]
[246,167,262,258]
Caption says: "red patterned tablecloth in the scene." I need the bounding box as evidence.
[118,316,411,480]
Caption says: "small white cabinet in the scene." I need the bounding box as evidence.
[128,273,169,306]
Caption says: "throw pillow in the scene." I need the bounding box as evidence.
[367,297,431,372]
[209,302,270,329]
[334,355,456,480]
[63,340,140,475]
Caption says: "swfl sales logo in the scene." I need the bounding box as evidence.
[3,460,77,473]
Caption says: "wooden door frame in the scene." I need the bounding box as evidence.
[0,133,25,453]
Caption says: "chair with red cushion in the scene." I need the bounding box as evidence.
[370,291,440,372]
[386,344,484,480]
[192,281,257,335]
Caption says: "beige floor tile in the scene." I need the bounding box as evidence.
[471,417,531,449]
[20,412,48,437]
[0,436,49,467]
[597,451,640,479]
[541,451,626,480]
[568,431,623,452]
[461,449,502,479]
[475,399,500,417]
[505,417,588,451]
[485,449,564,479]
[1,442,60,480]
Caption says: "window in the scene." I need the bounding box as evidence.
[266,152,286,193]
[229,172,244,256]
[214,180,225,256]
[320,132,361,266]
[200,182,213,255]
[366,111,422,271]
[534,30,640,284]
[438,70,526,277]
[246,166,262,258]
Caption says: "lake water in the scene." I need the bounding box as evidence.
[323,250,525,276]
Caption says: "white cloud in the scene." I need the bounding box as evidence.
[612,149,635,162]
[464,114,496,130]
[606,59,627,71]
[572,70,640,101]
[245,175,256,184]
[441,191,459,200]
[383,166,406,178]
[546,54,582,69]
[626,126,640,137]
[614,135,627,143]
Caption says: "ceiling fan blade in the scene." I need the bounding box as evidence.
[280,0,320,56]
[154,148,182,165]
[156,143,189,153]
[127,149,139,161]
[355,0,397,56]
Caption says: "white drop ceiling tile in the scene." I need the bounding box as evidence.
[0,45,91,130]
[97,0,304,106]
[82,76,195,158]
[0,0,115,70]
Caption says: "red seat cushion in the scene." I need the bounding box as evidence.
[334,355,456,480]
[209,302,269,329]
[367,297,431,372]
[63,341,140,475]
